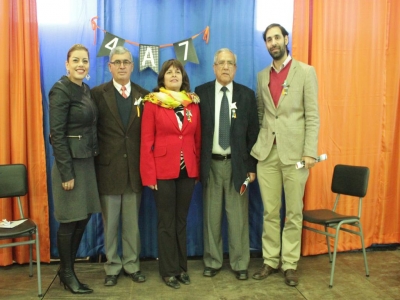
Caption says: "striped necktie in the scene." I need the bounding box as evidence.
[174,106,186,170]
[121,85,128,98]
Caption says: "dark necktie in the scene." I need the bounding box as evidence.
[219,86,230,149]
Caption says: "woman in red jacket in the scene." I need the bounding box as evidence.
[140,59,201,289]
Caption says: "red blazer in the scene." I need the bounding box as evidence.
[140,101,201,186]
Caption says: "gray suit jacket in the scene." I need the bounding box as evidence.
[251,59,320,163]
[91,80,149,194]
[196,80,259,192]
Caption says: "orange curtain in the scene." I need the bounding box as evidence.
[0,0,50,265]
[293,0,400,255]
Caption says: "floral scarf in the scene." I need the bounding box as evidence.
[143,87,200,109]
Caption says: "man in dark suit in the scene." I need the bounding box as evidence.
[195,48,259,280]
[91,46,149,286]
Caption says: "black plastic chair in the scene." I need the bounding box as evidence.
[303,164,370,288]
[0,164,42,297]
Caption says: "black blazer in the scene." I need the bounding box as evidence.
[49,76,99,182]
[195,80,259,192]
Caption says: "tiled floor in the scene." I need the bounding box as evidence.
[1,249,399,299]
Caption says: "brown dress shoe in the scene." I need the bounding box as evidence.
[252,264,278,280]
[284,269,298,286]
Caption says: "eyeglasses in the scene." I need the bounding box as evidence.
[110,60,133,67]
[215,60,235,68]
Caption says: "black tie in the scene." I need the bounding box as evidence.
[219,86,230,149]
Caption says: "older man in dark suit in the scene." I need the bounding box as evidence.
[91,46,149,286]
[195,48,259,280]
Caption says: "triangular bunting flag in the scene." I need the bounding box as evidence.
[97,32,126,57]
[173,38,199,66]
[139,44,160,73]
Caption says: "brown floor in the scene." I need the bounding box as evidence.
[0,249,399,299]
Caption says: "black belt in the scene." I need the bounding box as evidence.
[212,154,231,160]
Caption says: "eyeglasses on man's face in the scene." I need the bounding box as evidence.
[110,60,132,67]
[215,60,235,68]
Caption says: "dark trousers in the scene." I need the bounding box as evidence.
[153,174,195,277]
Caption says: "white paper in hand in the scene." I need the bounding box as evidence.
[296,154,328,169]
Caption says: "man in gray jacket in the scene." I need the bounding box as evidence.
[251,24,320,287]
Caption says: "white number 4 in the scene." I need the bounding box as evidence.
[105,38,119,50]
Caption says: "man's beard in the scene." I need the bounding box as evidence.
[269,45,286,60]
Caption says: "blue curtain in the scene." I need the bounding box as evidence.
[37,0,293,259]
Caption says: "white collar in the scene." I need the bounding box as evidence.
[113,79,131,92]
[271,55,292,72]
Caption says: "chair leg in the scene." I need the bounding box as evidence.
[357,222,369,277]
[329,226,342,288]
[325,226,332,262]
[29,235,33,277]
[35,228,42,297]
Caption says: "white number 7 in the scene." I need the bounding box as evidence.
[178,41,189,61]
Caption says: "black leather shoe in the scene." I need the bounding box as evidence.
[104,275,118,286]
[57,269,89,289]
[235,270,248,280]
[59,270,93,294]
[124,270,146,283]
[163,276,180,289]
[203,267,220,277]
[176,272,191,285]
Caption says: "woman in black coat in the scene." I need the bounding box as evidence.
[49,44,100,294]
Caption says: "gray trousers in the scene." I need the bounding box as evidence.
[203,159,250,271]
[100,184,142,275]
